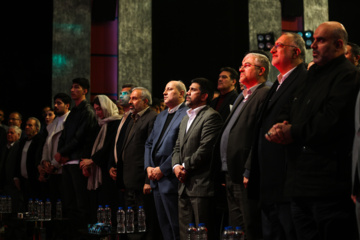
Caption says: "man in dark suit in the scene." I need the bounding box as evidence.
[217,52,271,240]
[145,80,188,240]
[210,67,239,121]
[15,117,44,201]
[247,32,307,240]
[120,87,159,239]
[266,21,360,240]
[172,78,223,240]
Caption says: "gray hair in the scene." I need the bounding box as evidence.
[282,32,306,61]
[248,53,271,80]
[27,117,41,132]
[8,125,22,136]
[172,80,187,93]
[132,87,152,105]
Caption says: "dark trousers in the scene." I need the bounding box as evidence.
[61,164,89,235]
[261,201,297,240]
[153,188,180,240]
[225,173,244,227]
[178,194,215,240]
[291,196,358,240]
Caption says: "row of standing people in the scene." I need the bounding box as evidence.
[0,20,360,240]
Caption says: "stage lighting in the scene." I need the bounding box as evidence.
[257,32,274,51]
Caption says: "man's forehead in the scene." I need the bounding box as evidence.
[189,83,200,89]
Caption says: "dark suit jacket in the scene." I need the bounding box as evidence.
[121,108,157,190]
[210,89,238,121]
[144,103,188,193]
[217,83,270,184]
[0,141,20,191]
[15,134,44,190]
[247,64,307,201]
[282,55,360,197]
[172,105,223,197]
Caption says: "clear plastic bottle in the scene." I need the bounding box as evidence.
[187,223,197,240]
[56,199,62,219]
[44,198,51,220]
[222,226,229,240]
[28,198,34,219]
[0,195,6,213]
[197,223,207,240]
[116,207,126,234]
[97,205,104,223]
[138,206,146,232]
[233,226,244,240]
[38,200,44,221]
[104,205,111,225]
[6,195,11,213]
[126,206,134,233]
[33,198,39,219]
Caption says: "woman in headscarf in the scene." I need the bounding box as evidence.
[79,95,123,223]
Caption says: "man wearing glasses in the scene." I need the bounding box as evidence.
[247,32,307,240]
[215,52,270,240]
[266,21,360,239]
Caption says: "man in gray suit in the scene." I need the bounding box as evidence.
[217,52,271,240]
[172,78,223,240]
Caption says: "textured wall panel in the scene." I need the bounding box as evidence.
[52,0,91,99]
[303,0,328,64]
[249,0,282,82]
[118,0,152,92]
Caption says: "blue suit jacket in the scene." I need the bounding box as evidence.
[144,103,188,193]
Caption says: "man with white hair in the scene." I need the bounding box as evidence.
[215,52,271,240]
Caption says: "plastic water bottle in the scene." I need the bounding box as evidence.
[38,200,44,220]
[56,199,62,219]
[116,207,125,234]
[186,223,197,240]
[234,226,244,240]
[6,195,12,213]
[44,198,51,220]
[0,195,6,213]
[97,205,104,223]
[138,206,146,232]
[222,226,229,240]
[104,205,111,225]
[33,198,39,219]
[197,223,207,240]
[28,198,34,219]
[126,207,134,233]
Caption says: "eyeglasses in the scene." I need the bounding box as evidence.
[9,118,20,121]
[239,63,263,70]
[272,42,298,49]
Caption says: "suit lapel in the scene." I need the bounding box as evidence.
[183,106,207,143]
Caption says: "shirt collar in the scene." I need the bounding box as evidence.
[186,105,206,118]
[168,102,183,114]
[277,66,297,85]
[132,107,149,121]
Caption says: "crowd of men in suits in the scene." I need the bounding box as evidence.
[0,20,360,240]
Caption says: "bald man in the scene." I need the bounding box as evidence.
[266,21,360,239]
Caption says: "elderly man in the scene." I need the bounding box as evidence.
[119,87,160,238]
[266,21,360,239]
[15,117,43,201]
[215,52,270,240]
[247,32,307,240]
[145,80,188,240]
[172,78,222,240]
[210,67,239,121]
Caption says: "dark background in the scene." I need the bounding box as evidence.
[0,0,359,124]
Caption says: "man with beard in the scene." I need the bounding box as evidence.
[172,78,223,240]
[38,93,71,202]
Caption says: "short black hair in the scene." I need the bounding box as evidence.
[220,67,239,80]
[54,93,72,108]
[191,77,214,105]
[72,78,90,92]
